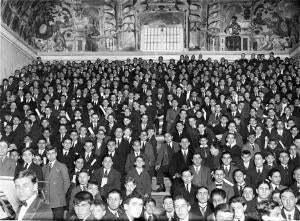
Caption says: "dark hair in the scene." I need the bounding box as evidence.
[173,195,190,206]
[229,196,245,205]
[257,200,279,217]
[256,181,271,189]
[14,169,37,183]
[124,176,136,185]
[123,192,144,205]
[46,145,57,153]
[93,199,106,209]
[22,147,35,155]
[107,189,122,199]
[74,191,94,205]
[211,189,226,200]
[214,203,233,216]
[144,197,156,206]
[268,168,280,179]
[280,188,296,198]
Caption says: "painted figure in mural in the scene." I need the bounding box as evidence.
[225,16,241,51]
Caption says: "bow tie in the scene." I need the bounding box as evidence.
[19,201,27,207]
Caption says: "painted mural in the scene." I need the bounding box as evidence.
[250,0,299,51]
[1,0,299,52]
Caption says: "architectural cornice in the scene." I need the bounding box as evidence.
[0,22,36,59]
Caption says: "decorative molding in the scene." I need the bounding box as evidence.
[37,50,290,62]
[0,22,37,59]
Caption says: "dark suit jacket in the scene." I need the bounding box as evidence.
[277,164,293,186]
[189,165,211,187]
[57,149,76,171]
[15,162,44,186]
[92,167,121,197]
[281,207,300,220]
[127,168,152,196]
[290,182,300,196]
[15,197,53,220]
[156,142,180,167]
[172,182,198,205]
[169,149,193,178]
[190,202,214,221]
[248,166,269,187]
[82,152,101,172]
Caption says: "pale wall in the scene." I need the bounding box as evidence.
[0,24,35,81]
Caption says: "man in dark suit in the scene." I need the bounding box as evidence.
[277,151,293,186]
[106,139,126,176]
[189,152,211,187]
[159,196,175,221]
[103,189,125,220]
[220,151,239,185]
[248,152,269,187]
[172,121,188,143]
[56,137,76,171]
[0,141,16,176]
[233,169,249,197]
[14,170,53,220]
[281,188,300,220]
[191,186,213,220]
[14,148,44,188]
[208,167,234,202]
[82,139,101,173]
[172,169,198,205]
[155,133,180,192]
[43,146,70,220]
[92,155,121,198]
[68,169,91,216]
[169,137,193,185]
[290,167,300,196]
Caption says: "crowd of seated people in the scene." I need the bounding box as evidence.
[0,52,300,220]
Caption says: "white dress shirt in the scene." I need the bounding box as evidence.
[18,194,37,221]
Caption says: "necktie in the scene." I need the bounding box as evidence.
[82,186,87,191]
[185,184,189,192]
[257,169,261,174]
[24,163,28,169]
[288,214,292,220]
[86,154,90,161]
[148,215,152,221]
[183,151,187,161]
[104,169,108,177]
[64,151,68,157]
[225,166,229,175]
[200,206,206,216]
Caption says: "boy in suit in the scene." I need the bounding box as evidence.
[127,155,152,198]
[281,188,300,220]
[190,152,211,187]
[172,169,198,205]
[191,186,213,220]
[92,155,121,198]
[14,170,53,221]
[208,167,234,202]
[43,145,70,220]
[69,169,90,216]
